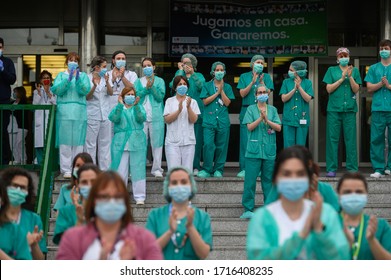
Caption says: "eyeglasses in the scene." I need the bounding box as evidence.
[10,182,28,190]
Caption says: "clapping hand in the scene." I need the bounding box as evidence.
[186,97,192,108]
[120,239,136,260]
[27,225,44,246]
[366,215,378,241]
[186,207,195,229]
[169,208,178,233]
[347,66,353,77]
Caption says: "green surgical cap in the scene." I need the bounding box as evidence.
[210,61,226,75]
[291,61,307,71]
[181,53,198,68]
[251,55,265,67]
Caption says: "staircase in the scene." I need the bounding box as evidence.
[45,169,391,260]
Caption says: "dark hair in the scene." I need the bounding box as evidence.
[90,56,107,70]
[65,52,80,65]
[337,172,368,193]
[141,57,155,67]
[0,37,4,46]
[111,50,126,69]
[14,86,27,104]
[76,163,101,182]
[67,153,94,190]
[84,171,133,227]
[0,178,10,224]
[171,75,189,95]
[39,70,53,82]
[272,146,313,184]
[379,39,391,48]
[1,167,35,211]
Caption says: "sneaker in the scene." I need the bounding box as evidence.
[136,200,145,205]
[197,170,211,178]
[370,172,385,178]
[153,170,163,178]
[213,170,223,178]
[240,211,254,219]
[193,169,199,176]
[326,171,336,177]
[63,172,72,179]
[385,170,391,175]
[237,170,245,178]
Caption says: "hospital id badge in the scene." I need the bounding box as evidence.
[300,119,307,125]
[218,98,224,106]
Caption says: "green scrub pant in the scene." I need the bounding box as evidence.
[326,111,357,172]
[370,111,391,173]
[202,126,230,174]
[193,118,204,170]
[283,125,308,148]
[239,106,249,171]
[242,157,274,212]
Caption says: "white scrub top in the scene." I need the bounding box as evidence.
[107,69,138,110]
[87,73,111,121]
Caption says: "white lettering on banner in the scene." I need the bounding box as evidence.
[192,15,252,29]
[211,29,287,40]
[274,17,306,27]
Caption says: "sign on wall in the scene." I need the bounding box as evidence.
[169,1,327,57]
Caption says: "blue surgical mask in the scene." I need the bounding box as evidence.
[99,68,107,77]
[288,71,295,79]
[253,63,264,74]
[124,95,136,105]
[257,93,269,103]
[143,66,153,77]
[79,185,90,199]
[94,199,126,224]
[340,194,367,216]
[338,57,350,66]
[169,185,191,203]
[380,49,391,59]
[176,85,188,96]
[73,167,79,179]
[7,187,28,206]
[296,70,307,78]
[115,60,126,69]
[214,71,225,81]
[68,61,78,71]
[277,178,309,201]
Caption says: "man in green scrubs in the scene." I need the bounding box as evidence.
[237,55,274,178]
[240,86,281,219]
[323,47,361,177]
[280,61,313,148]
[365,39,391,178]
[169,54,206,175]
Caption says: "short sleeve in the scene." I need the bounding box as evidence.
[353,67,362,85]
[163,98,174,116]
[199,83,211,99]
[53,185,67,211]
[237,73,248,90]
[263,74,274,91]
[145,209,158,237]
[14,225,33,260]
[53,206,75,245]
[364,65,376,83]
[200,212,213,250]
[224,84,235,100]
[271,107,281,125]
[304,79,314,97]
[322,67,333,84]
[126,71,138,84]
[191,99,201,115]
[378,218,391,253]
[243,106,255,125]
[279,79,289,95]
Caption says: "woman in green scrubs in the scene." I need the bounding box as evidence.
[337,172,391,259]
[53,152,93,212]
[240,85,281,219]
[146,167,213,260]
[0,178,32,260]
[322,47,361,177]
[237,55,274,178]
[2,167,47,259]
[53,164,101,245]
[280,61,313,148]
[197,62,235,178]
[247,146,350,260]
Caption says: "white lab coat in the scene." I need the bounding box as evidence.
[107,69,138,111]
[33,88,56,148]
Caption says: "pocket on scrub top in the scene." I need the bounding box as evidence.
[247,140,260,154]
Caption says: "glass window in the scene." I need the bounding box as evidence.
[0,28,59,45]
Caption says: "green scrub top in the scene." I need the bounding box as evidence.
[247,201,350,260]
[53,184,73,211]
[265,181,341,212]
[340,214,391,260]
[243,104,281,160]
[322,65,362,112]
[53,204,77,245]
[237,72,274,106]
[19,209,48,253]
[0,222,32,259]
[364,62,391,112]
[146,204,213,260]
[280,78,314,127]
[169,70,206,116]
[200,80,235,129]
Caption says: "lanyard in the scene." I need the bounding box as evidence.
[168,203,190,253]
[341,214,364,260]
